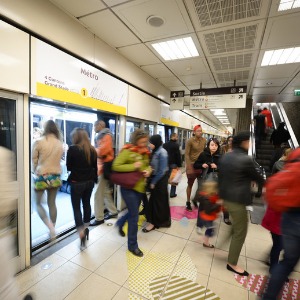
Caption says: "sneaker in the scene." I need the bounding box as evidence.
[186,201,192,212]
[196,227,203,235]
[104,213,118,220]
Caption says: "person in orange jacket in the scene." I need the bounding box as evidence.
[196,180,222,248]
[90,120,118,226]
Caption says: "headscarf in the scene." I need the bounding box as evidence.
[149,134,163,153]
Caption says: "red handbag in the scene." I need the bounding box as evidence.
[110,171,143,189]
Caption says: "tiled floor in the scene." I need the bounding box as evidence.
[17,176,300,300]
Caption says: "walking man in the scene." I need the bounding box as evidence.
[185,125,206,211]
[163,132,182,198]
[90,120,118,226]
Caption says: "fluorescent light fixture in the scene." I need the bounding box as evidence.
[261,47,300,66]
[278,0,300,11]
[152,37,199,61]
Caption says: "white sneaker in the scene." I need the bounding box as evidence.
[196,227,203,235]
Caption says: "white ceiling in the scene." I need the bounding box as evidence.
[49,0,300,130]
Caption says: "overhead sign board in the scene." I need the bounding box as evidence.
[170,90,184,110]
[189,86,247,109]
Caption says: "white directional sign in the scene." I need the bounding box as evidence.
[189,86,247,109]
[170,90,184,110]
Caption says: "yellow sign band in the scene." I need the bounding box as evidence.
[160,117,179,127]
[36,83,127,115]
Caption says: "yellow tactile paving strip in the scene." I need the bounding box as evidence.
[126,250,220,300]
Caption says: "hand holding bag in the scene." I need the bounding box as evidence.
[110,171,143,189]
[169,168,182,185]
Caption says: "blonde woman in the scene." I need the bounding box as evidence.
[67,128,97,249]
[32,120,63,239]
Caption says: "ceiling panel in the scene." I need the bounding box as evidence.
[165,58,208,76]
[211,53,253,71]
[191,0,262,27]
[112,0,194,42]
[219,81,249,87]
[180,73,214,85]
[216,70,250,82]
[262,14,300,49]
[254,78,290,87]
[187,83,217,90]
[79,9,140,48]
[253,86,282,94]
[157,76,183,87]
[49,0,106,17]
[118,43,161,66]
[141,64,174,78]
[102,0,135,7]
[257,64,300,79]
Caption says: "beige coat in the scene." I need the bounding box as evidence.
[32,134,63,176]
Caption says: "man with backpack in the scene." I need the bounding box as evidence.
[263,148,300,300]
[90,120,118,226]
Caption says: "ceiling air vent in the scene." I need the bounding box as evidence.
[146,15,165,27]
[220,81,248,87]
[217,70,250,82]
[204,24,258,55]
[212,53,253,71]
[193,0,262,27]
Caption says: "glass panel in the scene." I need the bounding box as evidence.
[157,125,166,143]
[144,123,154,136]
[30,102,98,248]
[0,97,18,256]
[125,121,140,143]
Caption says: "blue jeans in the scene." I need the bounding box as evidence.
[263,212,300,300]
[119,188,143,251]
[70,180,94,229]
[269,233,282,274]
[197,217,215,237]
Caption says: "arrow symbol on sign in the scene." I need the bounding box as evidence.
[172,98,176,103]
[239,88,243,92]
[172,92,177,97]
[238,94,243,99]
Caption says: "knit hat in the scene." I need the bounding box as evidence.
[232,131,250,146]
[193,124,202,132]
[149,134,163,149]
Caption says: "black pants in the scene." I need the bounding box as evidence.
[70,180,94,228]
[270,232,283,273]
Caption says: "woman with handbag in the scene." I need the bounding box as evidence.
[143,134,171,232]
[67,128,97,250]
[32,120,63,240]
[112,129,151,257]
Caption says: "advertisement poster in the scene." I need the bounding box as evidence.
[32,39,128,115]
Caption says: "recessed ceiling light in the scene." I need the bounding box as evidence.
[266,82,273,85]
[278,0,300,11]
[152,37,199,61]
[261,47,300,66]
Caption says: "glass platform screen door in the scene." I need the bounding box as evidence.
[0,91,25,272]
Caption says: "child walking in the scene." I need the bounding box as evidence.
[197,180,222,248]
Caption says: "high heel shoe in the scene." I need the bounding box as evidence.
[80,235,86,250]
[85,228,89,240]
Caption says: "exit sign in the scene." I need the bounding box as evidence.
[294,90,300,96]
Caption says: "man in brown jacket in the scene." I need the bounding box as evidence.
[185,125,206,211]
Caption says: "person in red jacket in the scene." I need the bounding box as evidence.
[261,107,273,129]
[197,180,222,248]
[261,206,282,274]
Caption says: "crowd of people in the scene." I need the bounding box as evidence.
[1,117,299,300]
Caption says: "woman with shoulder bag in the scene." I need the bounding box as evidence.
[112,129,151,257]
[32,120,63,239]
[67,128,97,250]
[143,134,171,232]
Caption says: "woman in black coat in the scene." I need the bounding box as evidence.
[193,138,231,225]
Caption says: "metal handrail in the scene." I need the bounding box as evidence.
[277,103,299,149]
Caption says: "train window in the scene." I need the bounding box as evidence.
[125,120,141,143]
[30,102,98,249]
[157,125,166,143]
[144,123,154,137]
